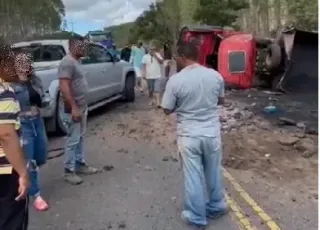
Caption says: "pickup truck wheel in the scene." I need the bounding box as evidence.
[123,74,135,102]
[55,92,68,135]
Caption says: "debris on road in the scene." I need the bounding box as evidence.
[278,117,297,126]
[278,136,299,146]
[264,105,277,113]
[103,165,114,171]
[99,92,317,197]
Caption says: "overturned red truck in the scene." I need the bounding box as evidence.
[174,25,318,94]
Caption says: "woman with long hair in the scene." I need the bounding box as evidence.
[11,52,49,211]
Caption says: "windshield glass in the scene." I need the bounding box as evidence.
[89,31,112,42]
[90,34,107,42]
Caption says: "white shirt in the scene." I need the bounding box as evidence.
[141,53,163,79]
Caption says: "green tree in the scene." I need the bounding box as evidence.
[0,0,65,43]
[194,0,248,26]
[288,0,318,30]
[128,1,174,46]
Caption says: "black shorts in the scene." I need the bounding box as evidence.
[0,172,28,230]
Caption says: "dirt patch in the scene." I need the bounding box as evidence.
[99,96,318,194]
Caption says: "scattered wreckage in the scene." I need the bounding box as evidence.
[173,25,318,93]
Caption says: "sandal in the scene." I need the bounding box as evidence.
[33,196,49,211]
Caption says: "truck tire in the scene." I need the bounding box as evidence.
[55,92,68,135]
[265,44,282,71]
[123,73,135,102]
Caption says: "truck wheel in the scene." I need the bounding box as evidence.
[265,44,282,71]
[123,74,135,102]
[55,92,68,135]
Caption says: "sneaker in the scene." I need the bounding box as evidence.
[64,170,83,185]
[207,207,229,219]
[75,163,98,175]
[33,196,49,211]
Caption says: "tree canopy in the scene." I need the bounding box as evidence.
[288,0,318,30]
[0,0,65,43]
[194,0,248,27]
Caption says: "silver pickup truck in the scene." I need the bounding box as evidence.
[12,39,136,134]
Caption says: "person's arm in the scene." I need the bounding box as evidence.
[218,76,225,105]
[129,48,134,63]
[161,77,177,115]
[165,60,171,78]
[58,59,77,110]
[141,55,147,78]
[0,89,27,178]
[0,124,27,177]
[154,52,164,64]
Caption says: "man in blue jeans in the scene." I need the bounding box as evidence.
[161,41,228,227]
[58,36,98,185]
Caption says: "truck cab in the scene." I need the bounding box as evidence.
[177,25,256,89]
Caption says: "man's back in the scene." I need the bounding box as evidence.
[132,47,145,68]
[166,64,224,137]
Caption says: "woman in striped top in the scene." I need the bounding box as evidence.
[0,45,29,230]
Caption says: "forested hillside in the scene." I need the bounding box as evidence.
[124,0,318,48]
[104,22,134,47]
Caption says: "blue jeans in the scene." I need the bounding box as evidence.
[177,135,227,226]
[20,116,48,197]
[62,108,87,172]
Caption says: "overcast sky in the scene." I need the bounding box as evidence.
[63,0,154,35]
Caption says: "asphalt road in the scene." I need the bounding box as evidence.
[28,98,241,230]
[28,93,318,230]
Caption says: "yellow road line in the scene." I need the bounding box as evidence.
[225,193,258,230]
[223,168,281,230]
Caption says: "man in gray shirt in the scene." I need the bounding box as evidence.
[58,36,98,185]
[161,41,228,227]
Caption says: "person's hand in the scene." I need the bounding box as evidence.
[71,106,82,122]
[15,174,29,201]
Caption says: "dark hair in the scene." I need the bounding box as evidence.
[0,44,18,82]
[177,40,199,61]
[138,42,143,47]
[68,35,85,47]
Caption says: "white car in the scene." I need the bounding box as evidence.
[12,39,136,134]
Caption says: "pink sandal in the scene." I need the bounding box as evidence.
[33,196,49,211]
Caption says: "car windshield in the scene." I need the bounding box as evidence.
[89,31,112,42]
[90,34,108,42]
[12,45,66,62]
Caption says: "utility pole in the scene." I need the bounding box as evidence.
[69,20,75,35]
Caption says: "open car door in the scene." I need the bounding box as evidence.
[218,34,256,89]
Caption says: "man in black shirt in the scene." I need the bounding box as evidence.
[120,44,131,62]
